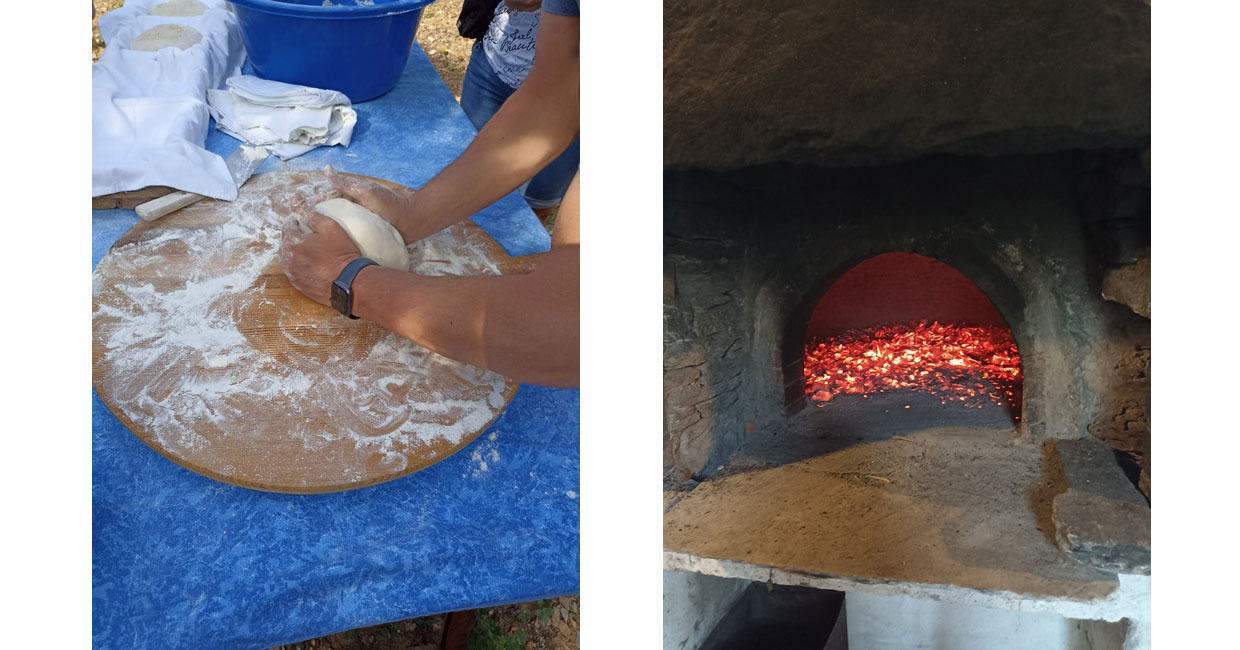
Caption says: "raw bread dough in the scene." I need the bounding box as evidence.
[130,24,203,51]
[314,198,410,270]
[150,0,208,17]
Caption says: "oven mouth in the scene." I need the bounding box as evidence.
[791,252,1024,428]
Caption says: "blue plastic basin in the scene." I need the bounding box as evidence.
[229,0,436,102]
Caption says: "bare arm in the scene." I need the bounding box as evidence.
[337,12,580,244]
[279,9,580,385]
[280,174,580,386]
[350,173,580,387]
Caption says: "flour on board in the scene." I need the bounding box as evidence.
[92,172,519,490]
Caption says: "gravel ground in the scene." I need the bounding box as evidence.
[92,2,577,648]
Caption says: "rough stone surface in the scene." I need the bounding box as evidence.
[664,467,700,514]
[664,428,1121,602]
[664,176,753,476]
[663,155,1135,476]
[1054,438,1147,507]
[665,1,1150,169]
[1139,456,1150,501]
[1053,491,1151,576]
[1101,255,1151,318]
[1085,301,1150,499]
[1051,438,1150,574]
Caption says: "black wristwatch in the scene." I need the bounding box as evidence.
[331,257,378,319]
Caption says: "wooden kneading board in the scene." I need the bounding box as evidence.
[92,171,532,493]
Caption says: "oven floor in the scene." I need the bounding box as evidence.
[664,427,1133,613]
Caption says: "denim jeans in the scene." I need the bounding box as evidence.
[460,41,580,210]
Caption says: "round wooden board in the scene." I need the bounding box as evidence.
[92,171,531,493]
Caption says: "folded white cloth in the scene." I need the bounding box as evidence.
[207,76,357,160]
[92,0,246,200]
[227,75,351,108]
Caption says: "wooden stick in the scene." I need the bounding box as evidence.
[135,190,204,221]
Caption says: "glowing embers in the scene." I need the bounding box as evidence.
[804,320,1022,413]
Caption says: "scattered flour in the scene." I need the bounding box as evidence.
[468,434,504,477]
[240,144,269,162]
[565,491,577,499]
[130,24,203,51]
[150,0,208,17]
[92,171,518,490]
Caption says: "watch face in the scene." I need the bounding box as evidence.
[330,279,349,316]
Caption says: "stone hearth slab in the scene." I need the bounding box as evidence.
[664,428,1146,620]
[1051,438,1151,574]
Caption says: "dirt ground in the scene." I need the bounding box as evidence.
[268,598,580,650]
[94,0,472,99]
[92,2,577,648]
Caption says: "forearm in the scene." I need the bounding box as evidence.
[350,249,580,388]
[392,13,580,240]
[408,88,578,232]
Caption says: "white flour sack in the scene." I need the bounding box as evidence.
[92,0,246,200]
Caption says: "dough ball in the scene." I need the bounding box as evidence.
[314,198,410,271]
[130,24,203,51]
[150,0,208,17]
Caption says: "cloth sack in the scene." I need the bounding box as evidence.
[92,0,245,200]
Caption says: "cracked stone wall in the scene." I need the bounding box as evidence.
[663,153,1150,481]
[664,176,753,475]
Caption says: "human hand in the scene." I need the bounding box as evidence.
[279,193,362,307]
[323,165,415,242]
[504,0,542,12]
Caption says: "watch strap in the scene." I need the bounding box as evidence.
[331,257,378,319]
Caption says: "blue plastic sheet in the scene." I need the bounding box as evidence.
[93,49,578,649]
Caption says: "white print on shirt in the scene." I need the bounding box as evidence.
[481,3,540,89]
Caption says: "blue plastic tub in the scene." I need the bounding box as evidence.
[228,0,437,102]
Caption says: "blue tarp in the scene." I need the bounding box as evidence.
[93,49,579,650]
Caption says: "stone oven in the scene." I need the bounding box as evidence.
[665,154,1150,482]
[662,2,1150,649]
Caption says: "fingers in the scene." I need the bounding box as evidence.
[282,197,352,246]
[325,164,354,195]
[324,164,376,201]
[281,216,305,243]
[304,210,349,240]
[279,219,303,272]
[289,193,317,233]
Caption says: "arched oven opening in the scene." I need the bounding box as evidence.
[790,253,1023,436]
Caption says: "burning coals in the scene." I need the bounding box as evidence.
[804,320,1022,412]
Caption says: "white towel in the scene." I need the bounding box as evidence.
[92,0,246,200]
[207,76,358,160]
[227,75,351,108]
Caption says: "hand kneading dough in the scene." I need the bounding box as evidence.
[314,198,410,270]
